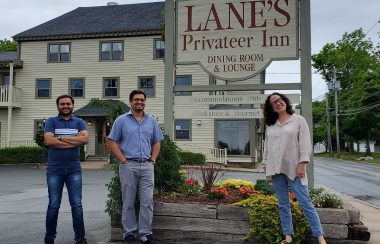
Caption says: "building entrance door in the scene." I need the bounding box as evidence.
[95,120,106,155]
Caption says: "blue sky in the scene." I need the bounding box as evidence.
[1,0,379,99]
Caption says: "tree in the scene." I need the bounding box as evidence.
[312,100,328,150]
[0,39,17,52]
[312,29,380,154]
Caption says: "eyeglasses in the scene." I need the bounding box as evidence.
[133,98,145,102]
[271,97,283,106]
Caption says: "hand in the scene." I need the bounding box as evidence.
[296,162,306,178]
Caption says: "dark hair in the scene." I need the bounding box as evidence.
[129,90,146,102]
[56,95,74,106]
[263,92,294,126]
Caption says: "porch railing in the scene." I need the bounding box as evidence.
[0,138,38,148]
[0,86,22,108]
[182,144,228,165]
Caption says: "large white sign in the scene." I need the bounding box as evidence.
[176,0,299,81]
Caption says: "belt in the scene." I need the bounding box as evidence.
[127,158,150,163]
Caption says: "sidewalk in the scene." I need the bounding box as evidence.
[79,163,380,243]
[344,197,380,244]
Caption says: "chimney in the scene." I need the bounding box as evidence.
[107,2,118,6]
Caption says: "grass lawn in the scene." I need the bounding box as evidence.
[314,152,380,165]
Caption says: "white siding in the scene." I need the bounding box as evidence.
[7,36,164,141]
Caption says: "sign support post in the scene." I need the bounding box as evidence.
[300,0,314,187]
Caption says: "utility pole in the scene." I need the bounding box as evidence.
[325,92,333,156]
[333,68,341,157]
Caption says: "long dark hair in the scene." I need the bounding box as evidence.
[263,92,294,125]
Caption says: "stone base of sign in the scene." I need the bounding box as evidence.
[110,201,370,243]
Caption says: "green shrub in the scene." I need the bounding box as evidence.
[254,179,275,195]
[154,134,184,191]
[310,187,343,208]
[0,146,42,164]
[178,151,205,165]
[105,162,122,226]
[235,194,310,244]
[80,145,86,161]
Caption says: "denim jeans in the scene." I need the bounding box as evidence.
[272,174,324,238]
[45,167,86,243]
[119,161,154,240]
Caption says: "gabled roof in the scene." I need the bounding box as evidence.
[13,1,165,41]
[73,99,130,118]
[0,51,23,68]
[0,51,17,61]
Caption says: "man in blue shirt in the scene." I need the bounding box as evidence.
[108,90,163,244]
[44,95,89,244]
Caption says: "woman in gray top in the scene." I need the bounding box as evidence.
[262,92,326,244]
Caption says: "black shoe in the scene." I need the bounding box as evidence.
[140,234,157,244]
[124,233,136,244]
[76,239,88,244]
[45,240,54,244]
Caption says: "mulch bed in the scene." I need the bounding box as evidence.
[154,190,245,205]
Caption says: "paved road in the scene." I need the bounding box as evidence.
[314,157,380,207]
[0,166,114,244]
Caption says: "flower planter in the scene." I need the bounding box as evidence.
[110,201,370,243]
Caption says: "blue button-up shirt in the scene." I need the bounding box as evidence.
[108,111,164,160]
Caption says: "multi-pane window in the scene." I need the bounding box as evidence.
[138,76,155,98]
[69,78,84,98]
[154,39,165,59]
[100,41,123,61]
[0,74,11,86]
[175,119,191,140]
[217,120,250,155]
[103,77,119,97]
[36,79,51,98]
[48,43,70,62]
[175,75,192,96]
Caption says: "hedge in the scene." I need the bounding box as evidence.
[0,146,43,164]
[178,151,206,165]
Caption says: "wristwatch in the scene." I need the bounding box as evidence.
[150,159,156,164]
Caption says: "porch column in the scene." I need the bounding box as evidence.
[7,106,13,147]
[7,63,14,147]
[9,63,14,86]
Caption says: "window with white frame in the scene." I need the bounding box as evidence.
[153,39,165,59]
[69,78,84,98]
[48,43,70,62]
[103,77,119,97]
[175,119,191,140]
[36,79,51,98]
[175,75,192,96]
[138,76,155,98]
[100,41,123,61]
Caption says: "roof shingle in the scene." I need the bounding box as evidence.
[13,2,164,41]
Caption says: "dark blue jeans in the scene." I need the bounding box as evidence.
[45,167,86,243]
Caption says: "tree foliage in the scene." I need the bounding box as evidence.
[0,39,17,52]
[312,29,380,153]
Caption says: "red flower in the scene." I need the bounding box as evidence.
[185,178,193,186]
[194,180,199,186]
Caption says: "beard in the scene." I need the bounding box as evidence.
[58,108,73,116]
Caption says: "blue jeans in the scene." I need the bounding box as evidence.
[45,168,86,243]
[272,174,324,238]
